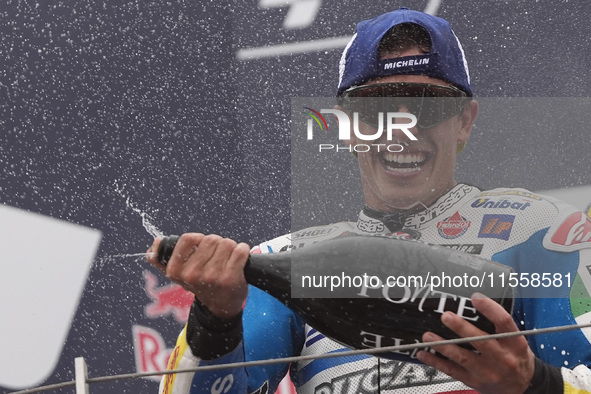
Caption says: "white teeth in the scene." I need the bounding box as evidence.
[383,153,426,164]
[386,167,420,173]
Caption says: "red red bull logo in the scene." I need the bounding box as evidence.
[143,270,194,324]
[137,271,297,392]
[132,325,173,381]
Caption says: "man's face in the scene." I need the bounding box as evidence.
[344,73,478,212]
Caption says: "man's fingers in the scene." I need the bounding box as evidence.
[225,242,251,272]
[471,292,520,334]
[162,233,204,282]
[146,237,161,261]
[439,311,489,342]
[437,294,525,356]
[431,310,502,356]
[176,233,210,264]
[470,293,530,353]
[200,236,235,270]
[146,237,166,273]
[417,332,475,385]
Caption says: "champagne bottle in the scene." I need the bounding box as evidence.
[157,234,514,362]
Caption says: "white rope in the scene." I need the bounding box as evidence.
[9,381,76,393]
[139,320,591,378]
[9,320,591,393]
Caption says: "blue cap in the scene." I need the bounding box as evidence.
[337,8,472,96]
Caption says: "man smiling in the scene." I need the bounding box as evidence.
[340,75,476,212]
[147,8,591,393]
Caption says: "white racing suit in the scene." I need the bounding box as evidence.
[160,184,591,393]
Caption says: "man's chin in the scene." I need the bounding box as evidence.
[381,199,426,211]
[373,182,445,211]
[371,190,430,211]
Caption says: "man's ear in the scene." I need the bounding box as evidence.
[458,99,478,143]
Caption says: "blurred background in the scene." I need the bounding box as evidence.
[0,0,589,392]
